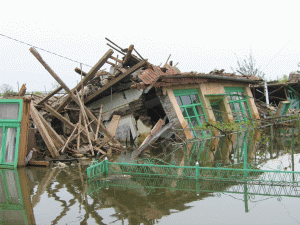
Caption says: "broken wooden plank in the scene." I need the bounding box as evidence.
[74,68,108,77]
[18,84,26,96]
[131,122,172,160]
[28,160,50,167]
[139,119,165,148]
[61,123,79,154]
[94,105,103,141]
[84,60,147,103]
[109,55,122,64]
[38,112,65,149]
[36,86,63,105]
[18,97,31,166]
[55,49,114,112]
[103,115,121,143]
[30,47,118,143]
[94,146,107,155]
[122,44,134,66]
[30,102,59,158]
[76,92,94,155]
[44,103,75,129]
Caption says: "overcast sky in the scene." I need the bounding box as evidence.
[1,0,299,93]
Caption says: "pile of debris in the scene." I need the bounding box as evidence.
[23,38,179,164]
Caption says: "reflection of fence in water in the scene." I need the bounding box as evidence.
[88,176,300,199]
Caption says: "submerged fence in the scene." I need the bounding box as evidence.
[87,157,300,185]
[87,118,300,185]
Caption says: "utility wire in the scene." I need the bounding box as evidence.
[0,33,93,68]
[262,40,290,71]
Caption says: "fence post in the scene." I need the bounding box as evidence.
[196,161,199,180]
[104,157,108,176]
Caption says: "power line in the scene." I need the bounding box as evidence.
[0,33,93,68]
[262,40,290,71]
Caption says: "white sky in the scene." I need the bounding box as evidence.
[1,0,299,92]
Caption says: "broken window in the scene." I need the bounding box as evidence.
[286,87,300,110]
[173,89,209,138]
[225,87,252,123]
[0,99,22,168]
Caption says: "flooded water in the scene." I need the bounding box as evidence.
[1,126,300,224]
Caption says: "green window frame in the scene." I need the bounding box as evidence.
[286,87,300,110]
[173,89,209,137]
[0,99,23,168]
[224,87,252,123]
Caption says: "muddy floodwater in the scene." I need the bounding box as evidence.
[1,126,300,224]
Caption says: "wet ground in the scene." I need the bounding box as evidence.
[1,126,300,224]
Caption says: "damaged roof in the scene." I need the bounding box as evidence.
[133,67,263,90]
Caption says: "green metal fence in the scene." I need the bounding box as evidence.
[87,157,300,185]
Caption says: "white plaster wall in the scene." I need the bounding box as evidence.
[87,89,143,120]
[114,115,137,142]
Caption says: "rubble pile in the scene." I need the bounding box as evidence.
[24,38,181,164]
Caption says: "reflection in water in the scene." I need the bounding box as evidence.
[0,169,35,225]
[0,126,300,224]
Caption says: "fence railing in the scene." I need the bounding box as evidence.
[87,157,300,185]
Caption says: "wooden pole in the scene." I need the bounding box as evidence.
[61,123,79,154]
[55,48,114,112]
[94,105,103,141]
[30,47,116,142]
[36,86,63,105]
[76,92,94,155]
[122,44,134,66]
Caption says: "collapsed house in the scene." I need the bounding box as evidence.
[251,72,300,117]
[0,38,264,168]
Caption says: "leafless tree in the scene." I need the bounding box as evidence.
[232,52,265,80]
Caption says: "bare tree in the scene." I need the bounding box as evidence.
[0,84,14,95]
[232,51,265,80]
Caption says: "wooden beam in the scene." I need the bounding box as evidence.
[131,122,172,159]
[84,60,147,103]
[38,112,65,149]
[55,49,114,112]
[44,103,75,129]
[28,160,50,167]
[18,84,26,96]
[76,92,94,155]
[30,47,117,142]
[36,86,63,105]
[94,105,103,141]
[109,55,122,64]
[139,119,165,148]
[30,102,59,158]
[122,44,134,66]
[74,68,108,77]
[61,123,79,154]
[18,98,31,166]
